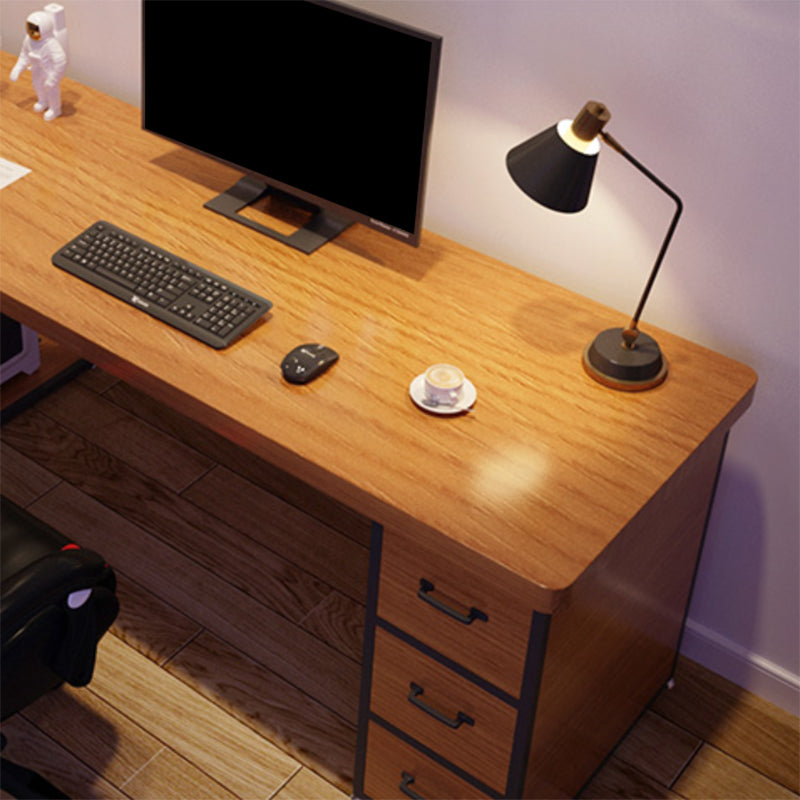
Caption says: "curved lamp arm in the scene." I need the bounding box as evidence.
[599,131,684,348]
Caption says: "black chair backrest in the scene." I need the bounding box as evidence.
[1,497,118,721]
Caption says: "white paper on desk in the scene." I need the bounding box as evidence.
[0,158,32,190]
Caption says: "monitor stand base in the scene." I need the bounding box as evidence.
[204,176,352,254]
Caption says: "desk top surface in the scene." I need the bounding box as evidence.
[0,54,756,606]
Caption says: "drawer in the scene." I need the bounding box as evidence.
[378,526,536,697]
[370,627,515,791]
[364,721,492,800]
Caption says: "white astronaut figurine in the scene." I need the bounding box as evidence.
[10,5,68,121]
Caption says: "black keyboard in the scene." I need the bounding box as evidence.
[53,221,272,349]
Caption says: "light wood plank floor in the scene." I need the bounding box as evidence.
[1,353,798,800]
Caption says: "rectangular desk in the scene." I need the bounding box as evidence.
[0,54,757,798]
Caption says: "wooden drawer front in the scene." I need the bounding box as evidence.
[370,627,515,791]
[378,527,534,697]
[364,721,492,800]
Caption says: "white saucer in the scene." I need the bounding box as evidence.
[409,374,477,415]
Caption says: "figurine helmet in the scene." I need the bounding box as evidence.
[26,11,54,41]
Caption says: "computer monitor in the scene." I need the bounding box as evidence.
[142,0,442,254]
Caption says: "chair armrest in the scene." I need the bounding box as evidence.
[1,550,112,641]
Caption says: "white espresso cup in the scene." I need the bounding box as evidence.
[424,363,465,407]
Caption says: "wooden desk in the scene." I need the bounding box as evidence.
[0,54,756,798]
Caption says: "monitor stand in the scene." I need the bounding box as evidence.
[204,175,352,255]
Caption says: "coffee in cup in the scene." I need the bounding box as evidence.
[424,364,464,407]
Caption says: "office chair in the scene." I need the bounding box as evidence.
[1,496,119,799]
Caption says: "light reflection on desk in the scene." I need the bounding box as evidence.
[472,443,550,503]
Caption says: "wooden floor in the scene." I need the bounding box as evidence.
[1,349,798,800]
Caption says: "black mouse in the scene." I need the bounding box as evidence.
[281,343,339,384]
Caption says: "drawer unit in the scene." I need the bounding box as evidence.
[355,524,548,798]
[357,435,727,799]
[370,626,517,791]
[363,722,492,800]
[377,525,536,698]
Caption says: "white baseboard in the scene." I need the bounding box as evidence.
[680,618,799,717]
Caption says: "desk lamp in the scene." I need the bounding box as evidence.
[506,101,683,391]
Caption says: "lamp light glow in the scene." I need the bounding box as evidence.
[507,101,683,391]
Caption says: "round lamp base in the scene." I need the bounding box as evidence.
[583,328,668,391]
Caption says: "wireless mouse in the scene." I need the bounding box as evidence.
[281,343,339,384]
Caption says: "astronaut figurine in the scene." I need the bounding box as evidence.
[10,5,69,121]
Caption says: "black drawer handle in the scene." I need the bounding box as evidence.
[408,682,475,729]
[400,771,424,799]
[417,578,488,625]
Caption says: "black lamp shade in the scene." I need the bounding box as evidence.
[506,124,598,213]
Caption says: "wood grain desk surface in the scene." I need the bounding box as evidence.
[0,54,756,609]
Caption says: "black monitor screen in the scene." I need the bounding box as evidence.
[142,0,441,252]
